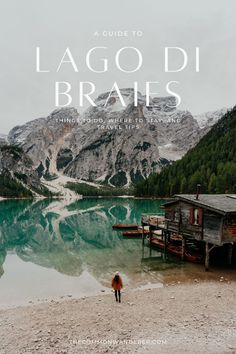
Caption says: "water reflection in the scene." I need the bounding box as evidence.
[0,198,169,287]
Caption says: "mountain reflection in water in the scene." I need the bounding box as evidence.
[0,198,170,285]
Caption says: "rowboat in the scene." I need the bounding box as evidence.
[112,224,138,230]
[122,230,149,237]
[148,237,202,263]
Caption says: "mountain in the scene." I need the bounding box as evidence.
[0,145,52,197]
[63,91,200,186]
[8,108,78,179]
[7,89,226,190]
[135,107,236,196]
[194,108,228,129]
[0,134,7,146]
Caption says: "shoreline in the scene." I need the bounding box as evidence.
[1,272,236,310]
[0,281,236,353]
[0,281,165,311]
[0,195,172,201]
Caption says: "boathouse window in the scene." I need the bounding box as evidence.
[173,207,181,223]
[190,208,203,226]
[225,216,236,226]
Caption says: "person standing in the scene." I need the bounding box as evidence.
[111,271,123,303]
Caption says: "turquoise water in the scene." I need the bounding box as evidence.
[0,198,235,307]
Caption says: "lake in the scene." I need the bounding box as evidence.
[0,197,235,307]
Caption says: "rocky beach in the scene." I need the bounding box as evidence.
[0,281,235,354]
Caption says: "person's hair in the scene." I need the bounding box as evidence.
[114,274,120,283]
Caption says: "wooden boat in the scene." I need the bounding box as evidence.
[170,234,182,244]
[112,224,138,230]
[122,230,149,238]
[184,251,202,263]
[150,237,165,250]
[148,237,202,263]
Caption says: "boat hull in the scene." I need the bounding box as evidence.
[122,230,149,238]
[149,237,202,263]
[112,224,138,230]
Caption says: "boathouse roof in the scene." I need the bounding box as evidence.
[163,194,236,215]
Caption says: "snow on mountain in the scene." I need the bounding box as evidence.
[0,134,7,145]
[194,108,228,129]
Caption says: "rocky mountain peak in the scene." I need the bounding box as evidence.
[0,134,7,146]
[194,108,228,129]
[8,108,78,179]
[0,145,50,196]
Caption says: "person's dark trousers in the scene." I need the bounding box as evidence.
[115,290,121,302]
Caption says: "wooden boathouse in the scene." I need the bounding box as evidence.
[141,194,236,270]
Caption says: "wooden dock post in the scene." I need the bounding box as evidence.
[141,224,145,259]
[149,227,152,257]
[205,242,209,271]
[164,231,167,259]
[181,236,185,261]
[227,243,233,266]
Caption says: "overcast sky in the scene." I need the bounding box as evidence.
[0,0,236,133]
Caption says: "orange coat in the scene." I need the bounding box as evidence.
[112,276,123,290]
